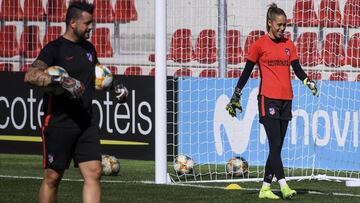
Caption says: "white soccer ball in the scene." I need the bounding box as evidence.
[173,154,195,175]
[226,156,249,177]
[43,66,69,95]
[95,64,113,90]
[101,154,120,176]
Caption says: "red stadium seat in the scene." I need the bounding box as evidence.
[193,29,217,64]
[106,65,118,74]
[296,32,320,66]
[343,0,360,28]
[46,0,66,22]
[226,69,242,78]
[174,68,192,77]
[199,69,217,77]
[93,0,115,23]
[329,72,348,81]
[0,25,19,57]
[319,0,342,27]
[307,71,322,80]
[124,66,142,76]
[346,33,360,67]
[168,29,193,63]
[250,70,259,79]
[356,74,360,82]
[43,26,63,46]
[115,0,138,23]
[21,64,32,72]
[321,32,345,67]
[90,27,113,58]
[0,63,14,71]
[23,0,46,21]
[244,30,265,58]
[227,29,243,64]
[149,68,155,76]
[0,0,23,21]
[292,0,318,27]
[20,25,42,58]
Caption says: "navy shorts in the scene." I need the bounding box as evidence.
[41,124,101,170]
[258,95,292,123]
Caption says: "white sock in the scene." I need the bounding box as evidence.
[278,178,287,188]
[262,182,271,187]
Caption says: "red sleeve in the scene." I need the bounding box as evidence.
[246,41,260,63]
[290,40,298,62]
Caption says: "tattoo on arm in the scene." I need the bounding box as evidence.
[24,60,51,87]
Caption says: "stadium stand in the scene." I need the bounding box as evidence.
[226,68,242,78]
[291,0,318,27]
[20,64,32,72]
[243,30,265,58]
[319,0,342,27]
[124,66,142,75]
[346,33,360,67]
[296,32,320,66]
[307,71,322,80]
[46,0,67,22]
[174,68,192,77]
[343,0,360,28]
[93,0,115,23]
[0,25,19,57]
[0,0,23,21]
[227,29,243,64]
[43,26,63,46]
[193,29,217,64]
[321,32,345,67]
[329,71,348,81]
[23,0,46,21]
[168,29,193,63]
[0,63,14,71]
[90,27,113,58]
[356,74,360,81]
[20,25,42,58]
[149,67,155,76]
[199,69,217,77]
[115,0,138,23]
[107,65,118,74]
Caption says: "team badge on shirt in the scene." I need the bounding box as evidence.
[86,52,93,62]
[285,48,290,56]
[269,107,275,115]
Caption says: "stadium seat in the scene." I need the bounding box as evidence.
[346,33,360,67]
[90,27,113,58]
[0,63,14,71]
[356,74,360,82]
[20,25,42,58]
[321,32,345,67]
[20,64,32,72]
[307,71,322,80]
[227,29,243,64]
[329,72,348,81]
[46,0,66,22]
[343,0,360,28]
[199,69,217,77]
[250,70,259,79]
[296,32,320,66]
[114,0,138,23]
[168,29,193,63]
[193,29,217,64]
[23,0,46,21]
[107,65,118,74]
[93,0,115,23]
[226,69,242,78]
[319,0,342,27]
[0,0,23,21]
[174,68,192,77]
[244,30,265,58]
[291,0,318,27]
[124,66,142,76]
[149,68,155,76]
[0,25,19,57]
[43,26,63,46]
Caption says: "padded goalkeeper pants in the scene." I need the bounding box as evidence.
[262,116,289,184]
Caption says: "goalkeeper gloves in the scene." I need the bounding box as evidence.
[226,87,242,117]
[303,78,319,97]
[51,75,85,98]
[113,81,129,103]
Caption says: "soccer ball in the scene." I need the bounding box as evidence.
[101,154,120,176]
[43,66,69,95]
[95,64,113,90]
[173,154,195,175]
[226,156,249,177]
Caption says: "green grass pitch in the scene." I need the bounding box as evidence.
[1,153,360,202]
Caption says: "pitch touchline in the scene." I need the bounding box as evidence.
[1,175,360,198]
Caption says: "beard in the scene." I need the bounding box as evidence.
[74,27,90,41]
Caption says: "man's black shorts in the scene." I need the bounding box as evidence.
[258,95,292,123]
[42,124,101,170]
